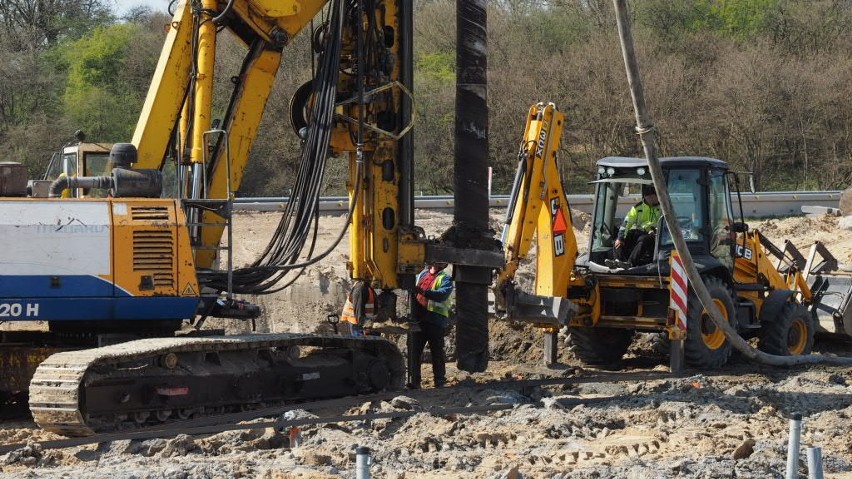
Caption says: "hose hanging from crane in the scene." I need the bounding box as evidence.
[200,0,351,294]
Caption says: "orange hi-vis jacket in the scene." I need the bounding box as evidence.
[341,283,376,325]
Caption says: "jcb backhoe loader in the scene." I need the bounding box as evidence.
[495,102,852,368]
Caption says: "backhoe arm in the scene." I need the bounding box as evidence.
[495,103,578,320]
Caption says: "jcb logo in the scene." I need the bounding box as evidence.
[551,197,565,256]
[554,234,565,257]
[736,245,753,260]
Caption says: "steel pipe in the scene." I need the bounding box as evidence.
[786,412,803,479]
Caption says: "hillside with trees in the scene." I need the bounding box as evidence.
[1,0,851,196]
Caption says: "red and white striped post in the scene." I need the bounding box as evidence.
[668,249,688,373]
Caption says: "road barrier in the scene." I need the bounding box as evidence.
[232,191,843,219]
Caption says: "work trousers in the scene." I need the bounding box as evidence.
[408,320,446,387]
[616,231,655,266]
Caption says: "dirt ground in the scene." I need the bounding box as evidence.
[2,209,852,478]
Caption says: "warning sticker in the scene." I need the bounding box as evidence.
[182,283,196,296]
[550,198,568,234]
[553,209,568,234]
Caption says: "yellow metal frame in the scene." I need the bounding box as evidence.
[733,229,814,318]
[134,0,330,170]
[337,0,412,289]
[497,103,578,298]
[130,0,416,281]
[132,0,195,169]
[197,45,283,267]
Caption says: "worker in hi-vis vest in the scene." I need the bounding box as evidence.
[408,262,453,389]
[340,280,377,336]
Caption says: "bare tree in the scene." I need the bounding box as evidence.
[0,0,112,49]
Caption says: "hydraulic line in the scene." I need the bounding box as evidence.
[201,0,351,295]
[211,0,235,24]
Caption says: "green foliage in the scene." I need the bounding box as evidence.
[0,0,113,49]
[513,6,597,50]
[636,0,781,45]
[3,0,852,195]
[700,0,781,38]
[63,24,141,141]
[417,52,455,82]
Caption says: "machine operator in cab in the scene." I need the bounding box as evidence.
[611,185,661,268]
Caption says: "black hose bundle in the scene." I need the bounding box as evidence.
[201,0,352,295]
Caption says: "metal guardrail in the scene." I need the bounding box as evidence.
[233,191,843,219]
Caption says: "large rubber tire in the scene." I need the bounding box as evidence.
[683,276,737,369]
[758,302,815,356]
[567,327,634,365]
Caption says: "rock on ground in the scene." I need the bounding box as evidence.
[3,210,852,478]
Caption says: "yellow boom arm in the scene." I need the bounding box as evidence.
[494,103,579,325]
[131,0,331,268]
[130,0,417,283]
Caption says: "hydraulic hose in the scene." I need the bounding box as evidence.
[200,0,348,295]
[211,0,235,24]
[613,0,852,367]
[48,176,112,198]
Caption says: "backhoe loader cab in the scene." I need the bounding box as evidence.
[572,156,848,368]
[586,156,735,274]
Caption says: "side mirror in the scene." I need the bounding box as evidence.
[731,222,748,233]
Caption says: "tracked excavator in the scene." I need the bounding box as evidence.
[0,0,478,436]
[495,102,852,368]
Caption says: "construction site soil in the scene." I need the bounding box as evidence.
[2,209,852,478]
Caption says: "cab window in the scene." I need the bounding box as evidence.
[660,169,705,244]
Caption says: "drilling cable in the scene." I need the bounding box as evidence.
[199,0,349,294]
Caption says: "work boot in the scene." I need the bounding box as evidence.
[605,259,631,269]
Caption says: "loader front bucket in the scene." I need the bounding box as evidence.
[810,273,852,336]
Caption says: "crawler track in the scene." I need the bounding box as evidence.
[28,334,405,436]
[4,369,677,454]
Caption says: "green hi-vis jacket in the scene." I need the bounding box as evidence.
[618,201,661,240]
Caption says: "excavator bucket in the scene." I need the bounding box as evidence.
[509,289,578,326]
[800,241,852,336]
[768,239,852,337]
[810,273,852,336]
